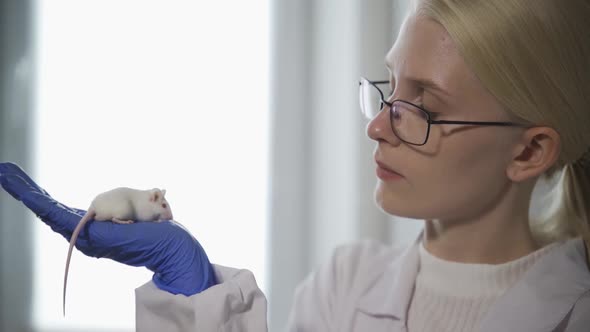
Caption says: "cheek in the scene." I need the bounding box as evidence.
[428,148,508,218]
[375,134,511,219]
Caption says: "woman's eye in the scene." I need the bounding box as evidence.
[415,104,440,120]
[428,111,441,119]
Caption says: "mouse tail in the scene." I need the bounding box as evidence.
[63,209,95,317]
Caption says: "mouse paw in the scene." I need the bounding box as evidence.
[112,218,134,224]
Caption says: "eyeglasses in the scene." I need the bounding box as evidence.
[359,77,528,146]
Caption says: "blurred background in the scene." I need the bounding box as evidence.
[0,0,553,331]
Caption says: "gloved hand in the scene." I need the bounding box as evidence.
[0,162,217,296]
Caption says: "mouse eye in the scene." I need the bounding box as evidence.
[162,203,167,209]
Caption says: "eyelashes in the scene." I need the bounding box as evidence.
[428,112,441,119]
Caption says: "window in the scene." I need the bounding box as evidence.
[33,1,269,330]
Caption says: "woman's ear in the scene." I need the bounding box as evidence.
[506,126,561,182]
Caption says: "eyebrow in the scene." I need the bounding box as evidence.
[385,59,452,98]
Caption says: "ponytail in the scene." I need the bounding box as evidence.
[535,162,590,269]
[562,162,590,267]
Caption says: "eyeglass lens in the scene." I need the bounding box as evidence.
[359,80,384,119]
[360,80,429,145]
[391,102,429,145]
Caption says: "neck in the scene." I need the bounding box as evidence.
[423,181,540,264]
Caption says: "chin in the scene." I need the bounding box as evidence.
[374,183,426,219]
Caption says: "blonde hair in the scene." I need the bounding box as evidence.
[414,0,590,250]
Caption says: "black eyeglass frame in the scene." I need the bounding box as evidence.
[361,78,529,146]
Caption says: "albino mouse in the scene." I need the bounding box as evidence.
[63,187,173,316]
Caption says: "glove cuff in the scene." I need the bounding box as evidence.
[152,264,217,296]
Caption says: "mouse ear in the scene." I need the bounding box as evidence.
[161,189,166,197]
[149,188,161,202]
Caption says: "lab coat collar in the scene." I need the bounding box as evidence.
[479,236,590,332]
[356,229,590,331]
[355,230,422,320]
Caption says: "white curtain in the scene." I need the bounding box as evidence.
[0,0,35,330]
[266,1,423,330]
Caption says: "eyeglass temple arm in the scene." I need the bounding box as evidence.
[358,79,389,85]
[430,119,527,127]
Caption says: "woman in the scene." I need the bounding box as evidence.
[1,0,589,331]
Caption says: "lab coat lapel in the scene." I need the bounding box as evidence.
[355,231,423,322]
[356,231,590,331]
[479,237,590,332]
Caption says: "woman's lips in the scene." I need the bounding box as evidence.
[375,160,404,181]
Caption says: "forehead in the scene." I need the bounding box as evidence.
[386,14,476,92]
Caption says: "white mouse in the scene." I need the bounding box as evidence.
[63,187,174,316]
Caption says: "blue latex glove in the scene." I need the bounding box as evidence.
[0,162,217,296]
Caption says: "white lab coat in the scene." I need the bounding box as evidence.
[135,231,590,331]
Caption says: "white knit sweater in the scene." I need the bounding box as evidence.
[406,241,560,332]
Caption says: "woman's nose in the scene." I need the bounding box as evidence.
[366,106,401,145]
